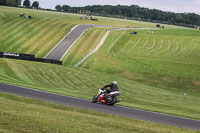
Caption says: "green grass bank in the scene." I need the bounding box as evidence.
[0,92,199,133]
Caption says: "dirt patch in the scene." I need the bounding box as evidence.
[192,80,200,87]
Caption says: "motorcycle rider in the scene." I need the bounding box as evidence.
[101,81,119,99]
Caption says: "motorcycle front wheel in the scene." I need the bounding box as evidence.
[92,96,98,103]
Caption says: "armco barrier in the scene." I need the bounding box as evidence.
[0,52,62,65]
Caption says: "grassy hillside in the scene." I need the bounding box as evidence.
[0,7,74,57]
[1,92,198,133]
[0,6,159,58]
[0,6,200,126]
[69,28,200,90]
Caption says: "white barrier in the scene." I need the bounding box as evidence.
[74,27,159,67]
[75,31,110,67]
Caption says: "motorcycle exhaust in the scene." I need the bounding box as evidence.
[116,99,122,103]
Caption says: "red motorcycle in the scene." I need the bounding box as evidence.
[92,88,122,105]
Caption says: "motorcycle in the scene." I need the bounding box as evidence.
[92,88,122,105]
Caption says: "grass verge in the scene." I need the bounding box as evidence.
[0,58,200,120]
[0,92,199,133]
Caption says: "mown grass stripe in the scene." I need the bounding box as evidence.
[24,20,65,53]
[14,19,60,53]
[5,18,49,50]
[3,18,39,41]
[27,20,70,56]
[3,18,41,51]
[54,71,78,89]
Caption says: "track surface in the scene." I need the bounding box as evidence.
[44,24,107,61]
[0,83,200,130]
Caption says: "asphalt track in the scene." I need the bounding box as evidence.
[0,83,200,130]
[44,24,108,61]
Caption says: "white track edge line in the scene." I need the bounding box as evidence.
[44,24,80,59]
[60,28,89,61]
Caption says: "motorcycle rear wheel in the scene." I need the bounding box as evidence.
[106,96,117,105]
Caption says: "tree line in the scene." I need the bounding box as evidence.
[0,0,21,6]
[55,5,200,26]
[0,0,39,9]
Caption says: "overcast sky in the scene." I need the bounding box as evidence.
[30,0,200,15]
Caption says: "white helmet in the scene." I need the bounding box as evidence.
[113,81,117,84]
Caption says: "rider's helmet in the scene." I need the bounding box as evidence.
[113,81,117,84]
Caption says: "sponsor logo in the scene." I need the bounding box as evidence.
[3,52,19,57]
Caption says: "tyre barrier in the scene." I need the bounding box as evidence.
[0,52,62,65]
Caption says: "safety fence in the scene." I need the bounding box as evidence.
[0,52,62,65]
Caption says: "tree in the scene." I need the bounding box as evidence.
[32,1,39,9]
[6,0,17,6]
[62,5,70,12]
[23,0,30,8]
[55,4,200,26]
[55,5,62,11]
[16,0,21,6]
[175,14,185,23]
[0,0,20,6]
[0,0,6,5]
